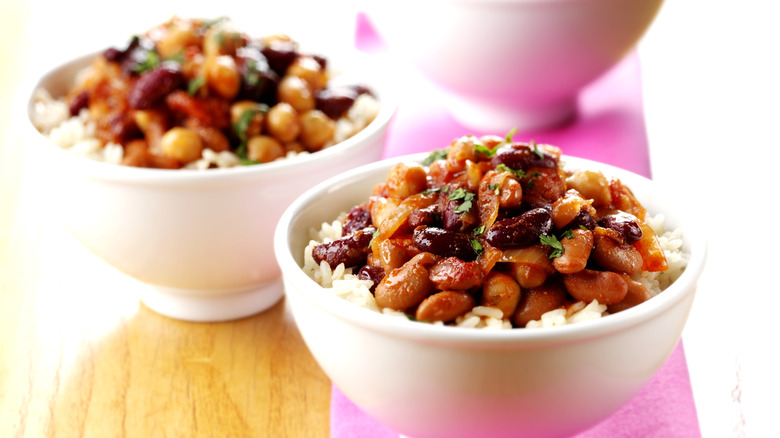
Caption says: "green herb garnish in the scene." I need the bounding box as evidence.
[448,188,475,214]
[422,148,449,166]
[495,163,528,179]
[530,140,545,159]
[473,225,486,237]
[487,183,500,195]
[539,234,564,259]
[187,76,206,95]
[133,49,160,74]
[469,237,484,255]
[505,127,518,143]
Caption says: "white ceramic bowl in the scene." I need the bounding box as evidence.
[274,153,706,438]
[23,49,396,322]
[363,0,663,132]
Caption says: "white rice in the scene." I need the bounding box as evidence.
[32,85,380,169]
[302,213,688,329]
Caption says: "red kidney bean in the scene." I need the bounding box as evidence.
[413,226,477,261]
[314,86,359,119]
[563,269,628,305]
[103,35,140,63]
[311,228,375,269]
[343,205,373,234]
[358,265,385,292]
[490,142,557,171]
[261,40,299,76]
[598,212,643,244]
[571,208,597,231]
[236,46,279,104]
[485,208,552,249]
[416,291,476,323]
[407,205,440,229]
[513,280,567,327]
[108,112,141,144]
[68,91,89,116]
[429,257,484,291]
[128,62,184,109]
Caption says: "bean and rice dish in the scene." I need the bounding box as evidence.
[303,134,688,329]
[31,17,379,169]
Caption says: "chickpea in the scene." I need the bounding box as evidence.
[160,127,203,163]
[566,170,611,208]
[299,109,335,151]
[230,100,266,137]
[286,56,327,91]
[156,24,200,59]
[499,178,523,208]
[206,55,241,100]
[278,75,315,112]
[266,102,301,143]
[204,27,243,57]
[285,141,307,154]
[386,162,428,199]
[247,135,285,163]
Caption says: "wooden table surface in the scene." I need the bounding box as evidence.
[0,3,333,438]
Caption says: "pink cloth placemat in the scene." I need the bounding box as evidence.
[329,14,701,438]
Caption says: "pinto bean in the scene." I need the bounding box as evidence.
[607,274,653,313]
[553,228,594,274]
[416,291,476,323]
[592,233,643,275]
[508,263,549,289]
[481,272,521,318]
[429,257,484,291]
[563,269,628,305]
[376,236,417,271]
[513,281,567,327]
[374,260,433,311]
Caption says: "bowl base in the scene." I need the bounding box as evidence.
[138,278,284,322]
[446,95,577,133]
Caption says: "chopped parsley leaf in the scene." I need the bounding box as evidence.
[133,49,160,74]
[495,163,528,179]
[473,225,486,236]
[474,143,496,158]
[448,188,475,214]
[530,140,545,159]
[487,183,499,195]
[187,76,206,95]
[561,229,575,240]
[539,234,564,259]
[505,127,518,143]
[422,148,449,166]
[469,237,484,255]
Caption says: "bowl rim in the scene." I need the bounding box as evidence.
[21,48,398,185]
[274,152,707,348]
